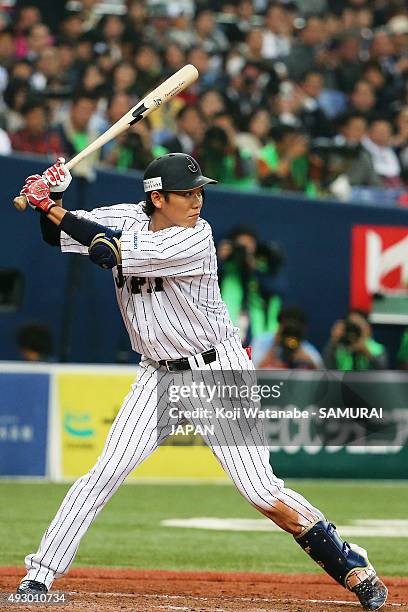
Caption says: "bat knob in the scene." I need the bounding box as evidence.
[14,195,28,211]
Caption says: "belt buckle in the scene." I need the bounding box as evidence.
[162,359,172,371]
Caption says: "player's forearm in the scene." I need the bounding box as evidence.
[46,205,67,225]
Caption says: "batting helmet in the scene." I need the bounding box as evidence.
[143,153,217,192]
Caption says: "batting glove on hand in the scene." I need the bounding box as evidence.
[43,157,72,194]
[20,177,55,214]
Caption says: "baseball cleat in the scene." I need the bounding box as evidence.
[17,580,48,594]
[352,575,388,610]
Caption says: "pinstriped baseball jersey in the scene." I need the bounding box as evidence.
[60,202,237,360]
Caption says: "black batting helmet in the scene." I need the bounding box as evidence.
[143,153,217,192]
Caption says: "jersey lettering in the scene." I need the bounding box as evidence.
[131,276,164,294]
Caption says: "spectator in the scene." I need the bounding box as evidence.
[261,2,292,60]
[361,61,399,112]
[241,27,268,64]
[0,126,11,155]
[217,226,285,344]
[198,89,226,123]
[387,14,408,58]
[10,99,63,155]
[24,23,52,62]
[126,0,147,36]
[167,7,196,50]
[330,113,383,187]
[297,70,333,138]
[224,61,277,130]
[187,46,221,93]
[133,44,162,92]
[220,0,260,44]
[31,47,62,92]
[103,119,164,172]
[397,328,408,370]
[0,29,16,77]
[236,108,272,158]
[97,14,126,63]
[323,310,388,370]
[143,4,172,53]
[161,104,205,155]
[57,93,98,174]
[195,123,254,189]
[257,124,317,195]
[59,12,85,44]
[194,8,229,56]
[16,322,54,362]
[362,118,403,187]
[163,42,187,75]
[14,5,42,59]
[110,61,138,97]
[333,35,363,94]
[349,80,377,121]
[253,305,323,370]
[392,106,408,179]
[14,0,66,33]
[2,78,30,133]
[78,64,107,98]
[284,16,327,82]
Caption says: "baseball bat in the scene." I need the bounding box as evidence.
[14,64,199,210]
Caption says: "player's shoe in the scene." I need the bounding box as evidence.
[17,580,48,594]
[352,575,388,610]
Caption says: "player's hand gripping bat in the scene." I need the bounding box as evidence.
[13,64,199,211]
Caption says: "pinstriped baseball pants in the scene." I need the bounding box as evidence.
[23,334,323,589]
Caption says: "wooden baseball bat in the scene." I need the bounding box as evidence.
[14,64,199,210]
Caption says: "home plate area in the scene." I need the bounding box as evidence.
[1,568,408,612]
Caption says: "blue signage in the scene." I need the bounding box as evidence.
[0,373,49,476]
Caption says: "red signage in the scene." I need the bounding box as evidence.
[350,225,408,310]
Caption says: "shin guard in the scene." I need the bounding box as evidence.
[295,520,375,590]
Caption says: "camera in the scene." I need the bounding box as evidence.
[279,320,305,365]
[310,138,360,160]
[341,319,363,346]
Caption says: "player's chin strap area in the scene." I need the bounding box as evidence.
[295,520,376,590]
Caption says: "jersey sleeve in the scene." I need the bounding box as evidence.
[60,205,131,255]
[120,220,212,277]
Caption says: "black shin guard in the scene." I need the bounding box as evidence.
[295,520,375,590]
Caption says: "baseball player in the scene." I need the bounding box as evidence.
[16,154,387,610]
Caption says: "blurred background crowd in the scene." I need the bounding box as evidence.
[1,0,408,370]
[1,0,408,201]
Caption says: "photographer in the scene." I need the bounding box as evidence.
[217,226,284,344]
[253,305,323,370]
[310,114,383,198]
[257,123,317,195]
[323,310,388,370]
[194,122,254,188]
[102,114,165,171]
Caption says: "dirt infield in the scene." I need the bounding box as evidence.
[1,566,407,611]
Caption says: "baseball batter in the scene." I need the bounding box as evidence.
[16,154,387,610]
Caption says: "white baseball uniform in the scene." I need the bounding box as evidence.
[23,203,322,589]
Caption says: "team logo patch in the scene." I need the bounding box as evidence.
[186,156,199,173]
[143,176,162,192]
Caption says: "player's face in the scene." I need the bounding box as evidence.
[152,187,204,230]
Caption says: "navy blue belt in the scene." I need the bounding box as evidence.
[159,348,217,372]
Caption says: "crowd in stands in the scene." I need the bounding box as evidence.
[0,0,408,201]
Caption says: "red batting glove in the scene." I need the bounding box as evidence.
[20,177,55,213]
[23,174,42,186]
